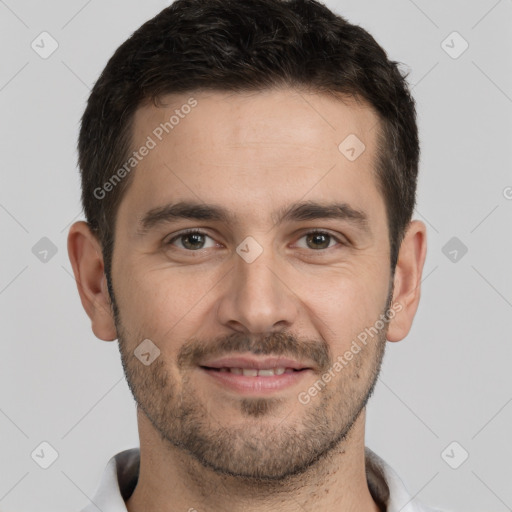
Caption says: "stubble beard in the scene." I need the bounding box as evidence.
[115,318,388,482]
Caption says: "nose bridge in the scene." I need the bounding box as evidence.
[239,247,279,300]
[216,238,298,333]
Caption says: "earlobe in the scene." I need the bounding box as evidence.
[67,221,118,341]
[386,220,427,343]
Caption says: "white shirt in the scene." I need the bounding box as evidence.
[81,447,446,512]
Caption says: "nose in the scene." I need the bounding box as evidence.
[216,245,299,334]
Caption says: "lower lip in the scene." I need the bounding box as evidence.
[200,368,312,394]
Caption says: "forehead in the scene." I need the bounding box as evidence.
[119,88,384,228]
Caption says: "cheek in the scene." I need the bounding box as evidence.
[112,260,216,341]
[300,264,390,350]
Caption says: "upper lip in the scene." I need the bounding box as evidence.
[199,355,313,371]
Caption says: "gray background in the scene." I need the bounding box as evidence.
[1,0,511,511]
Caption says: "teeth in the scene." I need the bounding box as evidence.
[223,367,288,376]
[257,369,275,377]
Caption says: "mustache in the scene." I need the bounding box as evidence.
[177,331,332,373]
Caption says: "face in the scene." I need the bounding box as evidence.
[109,88,394,480]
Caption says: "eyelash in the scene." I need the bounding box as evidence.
[165,228,345,252]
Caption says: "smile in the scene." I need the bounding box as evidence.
[205,367,304,376]
[198,355,314,394]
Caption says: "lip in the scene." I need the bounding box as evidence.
[198,355,314,395]
[199,355,313,371]
[200,367,313,394]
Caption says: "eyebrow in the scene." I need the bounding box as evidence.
[137,200,370,235]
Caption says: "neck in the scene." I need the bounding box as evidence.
[126,409,381,512]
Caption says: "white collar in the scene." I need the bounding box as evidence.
[81,446,443,512]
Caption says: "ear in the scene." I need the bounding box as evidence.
[67,221,117,341]
[387,220,427,342]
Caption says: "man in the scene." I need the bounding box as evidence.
[67,0,444,510]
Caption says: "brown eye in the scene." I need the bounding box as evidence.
[296,231,342,251]
[166,230,216,251]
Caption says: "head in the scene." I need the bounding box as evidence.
[68,0,426,481]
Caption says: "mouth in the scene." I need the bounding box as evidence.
[198,355,314,394]
[202,367,307,376]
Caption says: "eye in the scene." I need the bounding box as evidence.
[166,229,218,251]
[165,229,345,253]
[294,230,343,251]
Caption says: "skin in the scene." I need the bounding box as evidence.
[68,88,427,512]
